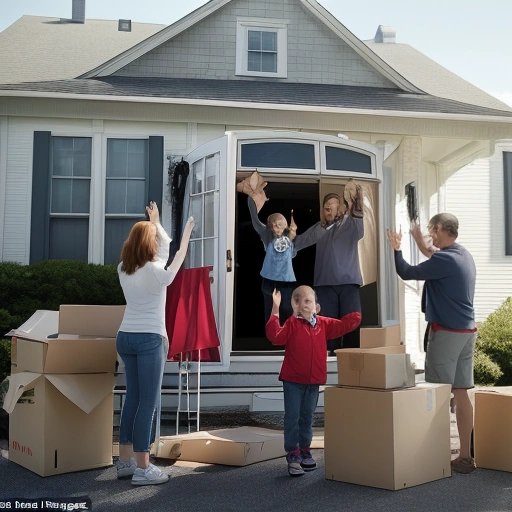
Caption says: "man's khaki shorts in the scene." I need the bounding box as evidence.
[425,329,476,389]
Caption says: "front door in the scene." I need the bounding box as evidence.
[183,130,383,359]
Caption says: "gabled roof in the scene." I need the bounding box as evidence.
[1,76,511,120]
[0,15,164,84]
[79,0,423,94]
[365,39,512,112]
[0,1,509,121]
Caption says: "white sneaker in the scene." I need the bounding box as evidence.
[286,453,305,477]
[116,458,137,479]
[131,464,169,486]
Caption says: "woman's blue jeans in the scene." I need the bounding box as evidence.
[116,331,166,453]
[282,380,320,453]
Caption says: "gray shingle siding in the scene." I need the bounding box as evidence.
[114,0,394,88]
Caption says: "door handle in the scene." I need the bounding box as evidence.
[226,249,232,272]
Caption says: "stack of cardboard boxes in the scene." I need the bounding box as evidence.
[3,305,124,476]
[325,323,452,490]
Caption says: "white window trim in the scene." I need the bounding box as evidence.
[236,17,288,78]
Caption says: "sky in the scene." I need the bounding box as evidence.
[1,0,511,107]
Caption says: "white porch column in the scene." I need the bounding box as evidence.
[89,119,105,264]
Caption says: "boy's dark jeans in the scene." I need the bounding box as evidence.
[282,380,319,453]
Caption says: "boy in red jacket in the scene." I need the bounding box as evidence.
[266,286,361,476]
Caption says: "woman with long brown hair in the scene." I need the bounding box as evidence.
[115,201,194,486]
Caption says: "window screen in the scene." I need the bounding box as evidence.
[104,138,149,264]
[49,136,92,261]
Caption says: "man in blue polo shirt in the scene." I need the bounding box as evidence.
[387,213,477,474]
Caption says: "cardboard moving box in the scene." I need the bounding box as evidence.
[6,309,59,338]
[325,383,452,490]
[58,304,125,337]
[360,323,402,349]
[474,387,512,472]
[4,372,115,476]
[336,346,415,389]
[154,427,285,466]
[9,305,124,374]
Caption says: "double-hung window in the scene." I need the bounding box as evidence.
[236,18,287,78]
[248,30,277,73]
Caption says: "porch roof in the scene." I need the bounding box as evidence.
[1,76,511,119]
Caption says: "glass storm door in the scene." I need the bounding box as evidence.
[184,137,231,364]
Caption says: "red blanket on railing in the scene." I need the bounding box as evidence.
[165,267,221,362]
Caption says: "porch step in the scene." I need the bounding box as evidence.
[250,388,326,412]
[113,385,286,412]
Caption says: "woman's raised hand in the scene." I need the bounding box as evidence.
[146,201,160,223]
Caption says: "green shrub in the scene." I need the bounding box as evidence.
[0,260,124,338]
[476,297,512,385]
[0,260,125,383]
[0,339,11,391]
[473,347,503,386]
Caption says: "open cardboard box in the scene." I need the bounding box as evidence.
[336,346,415,389]
[325,383,451,490]
[3,372,115,476]
[9,305,124,374]
[154,427,285,466]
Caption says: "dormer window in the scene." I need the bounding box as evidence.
[248,30,277,72]
[236,18,287,78]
